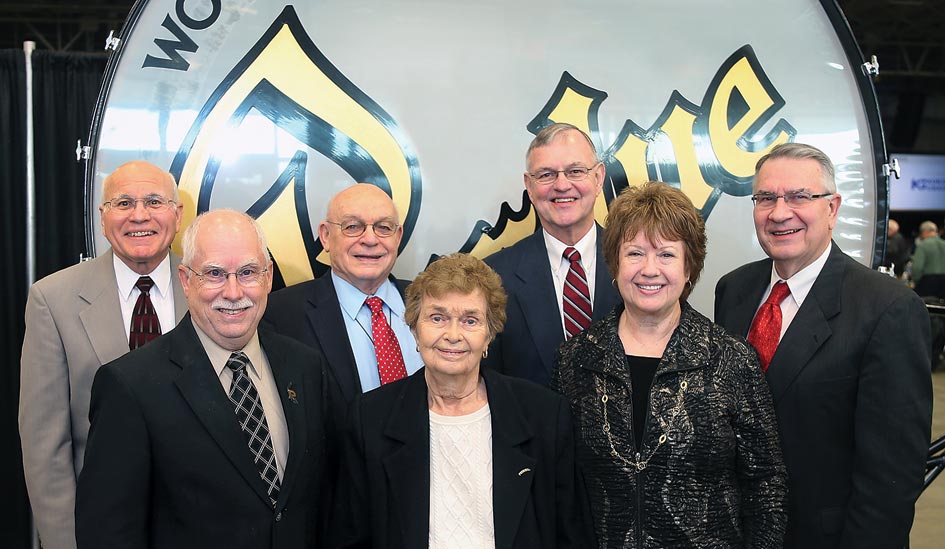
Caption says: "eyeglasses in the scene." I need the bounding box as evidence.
[751,191,834,209]
[184,265,269,289]
[325,220,399,238]
[526,163,601,185]
[103,195,177,212]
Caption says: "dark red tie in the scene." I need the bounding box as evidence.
[365,297,407,385]
[129,276,161,350]
[747,281,791,371]
[563,247,593,339]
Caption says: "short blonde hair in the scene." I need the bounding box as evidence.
[603,182,707,301]
[405,253,507,338]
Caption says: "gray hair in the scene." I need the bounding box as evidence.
[920,221,938,234]
[525,122,598,164]
[181,210,269,266]
[753,142,837,194]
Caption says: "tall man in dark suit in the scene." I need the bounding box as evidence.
[264,184,422,401]
[19,160,187,549]
[715,143,932,548]
[76,210,342,549]
[484,123,620,385]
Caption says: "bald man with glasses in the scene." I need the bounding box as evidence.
[264,184,422,402]
[19,161,188,549]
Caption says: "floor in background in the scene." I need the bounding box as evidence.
[910,368,945,549]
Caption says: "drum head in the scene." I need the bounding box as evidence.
[85,0,886,313]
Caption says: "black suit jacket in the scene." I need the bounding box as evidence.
[263,273,410,402]
[76,314,344,549]
[483,226,620,386]
[715,243,932,549]
[331,368,593,548]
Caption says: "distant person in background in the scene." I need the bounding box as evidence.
[19,160,186,549]
[912,220,945,297]
[885,219,910,276]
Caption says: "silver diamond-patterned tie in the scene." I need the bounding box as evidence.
[226,351,280,507]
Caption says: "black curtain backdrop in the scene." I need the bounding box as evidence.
[0,49,107,548]
[32,52,108,278]
[1,48,30,549]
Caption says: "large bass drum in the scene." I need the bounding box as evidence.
[84,0,888,315]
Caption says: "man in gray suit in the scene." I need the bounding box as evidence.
[19,160,187,549]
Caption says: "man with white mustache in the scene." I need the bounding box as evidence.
[715,143,932,548]
[77,210,342,549]
[19,160,187,549]
[483,123,620,386]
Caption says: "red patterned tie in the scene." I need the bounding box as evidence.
[747,281,791,372]
[365,296,407,384]
[129,276,162,350]
[563,247,593,339]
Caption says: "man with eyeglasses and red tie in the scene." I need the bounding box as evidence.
[19,160,187,549]
[715,142,932,549]
[482,123,620,386]
[264,183,422,402]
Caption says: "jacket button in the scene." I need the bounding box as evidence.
[275,511,282,522]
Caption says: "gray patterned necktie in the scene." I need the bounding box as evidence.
[226,351,280,507]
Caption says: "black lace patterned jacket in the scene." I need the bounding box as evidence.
[553,302,787,548]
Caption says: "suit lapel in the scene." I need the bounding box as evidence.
[728,260,772,336]
[382,373,431,549]
[766,244,843,403]
[592,225,618,320]
[514,233,564,375]
[307,275,362,401]
[169,254,188,325]
[483,370,536,549]
[78,251,130,365]
[262,328,307,509]
[171,316,273,506]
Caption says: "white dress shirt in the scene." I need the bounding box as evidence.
[113,252,177,342]
[755,244,832,340]
[542,227,598,334]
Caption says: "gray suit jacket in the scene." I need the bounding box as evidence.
[18,249,187,549]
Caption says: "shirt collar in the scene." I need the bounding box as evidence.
[768,243,832,307]
[193,321,264,380]
[113,252,172,302]
[542,225,597,274]
[331,272,405,320]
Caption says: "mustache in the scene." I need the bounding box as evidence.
[211,298,254,310]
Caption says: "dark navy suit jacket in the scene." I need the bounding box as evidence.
[715,243,932,549]
[263,273,409,403]
[483,226,620,386]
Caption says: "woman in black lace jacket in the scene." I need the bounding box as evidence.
[553,182,787,548]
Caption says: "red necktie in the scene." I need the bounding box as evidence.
[365,297,407,384]
[563,247,593,339]
[129,276,162,350]
[747,281,791,371]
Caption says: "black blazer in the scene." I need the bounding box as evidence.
[331,368,593,548]
[76,314,344,549]
[263,273,410,402]
[483,226,620,386]
[715,243,932,549]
